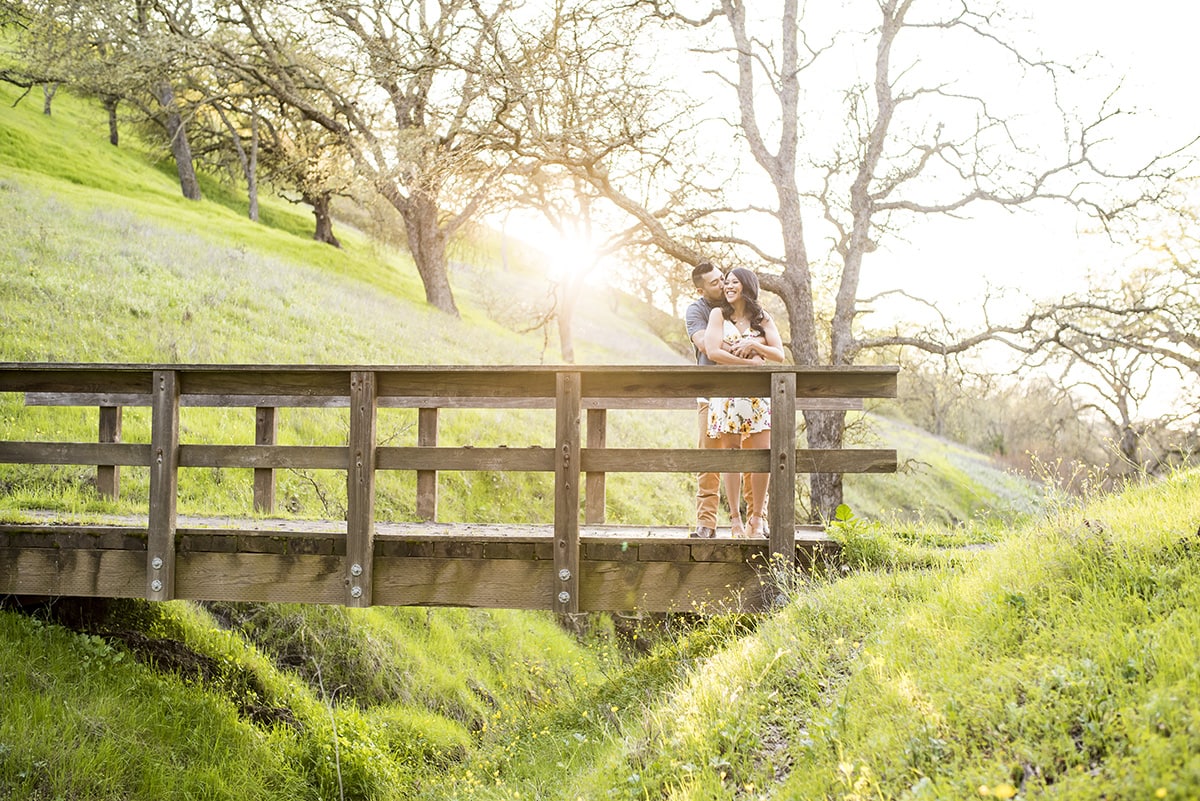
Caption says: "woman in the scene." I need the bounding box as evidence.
[703,268,785,538]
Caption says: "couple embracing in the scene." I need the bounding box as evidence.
[685,262,785,538]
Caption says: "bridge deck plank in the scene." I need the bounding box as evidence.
[0,515,834,612]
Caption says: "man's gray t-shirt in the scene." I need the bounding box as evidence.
[686,298,716,366]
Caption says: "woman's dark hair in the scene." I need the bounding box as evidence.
[720,267,766,331]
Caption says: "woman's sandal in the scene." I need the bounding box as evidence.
[748,515,767,538]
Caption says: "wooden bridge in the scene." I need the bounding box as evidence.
[0,364,897,613]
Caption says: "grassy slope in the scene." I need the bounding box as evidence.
[437,471,1200,800]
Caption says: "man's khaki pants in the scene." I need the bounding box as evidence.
[697,401,758,528]
[697,400,723,528]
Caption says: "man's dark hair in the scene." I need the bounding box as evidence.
[691,262,719,288]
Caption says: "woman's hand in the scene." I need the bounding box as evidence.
[730,336,764,359]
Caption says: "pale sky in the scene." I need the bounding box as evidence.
[865,0,1200,319]
[509,1,1200,337]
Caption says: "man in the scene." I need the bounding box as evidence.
[685,263,728,538]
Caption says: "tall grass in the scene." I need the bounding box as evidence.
[430,468,1196,801]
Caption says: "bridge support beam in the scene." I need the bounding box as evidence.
[585,408,606,524]
[768,372,798,598]
[554,372,581,613]
[147,370,179,601]
[97,405,122,500]
[253,406,276,514]
[346,371,377,607]
[416,407,438,521]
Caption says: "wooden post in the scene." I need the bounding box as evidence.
[416,407,438,521]
[346,371,377,607]
[147,371,179,602]
[768,372,798,577]
[253,406,277,514]
[584,408,607,524]
[97,405,122,500]
[554,372,581,613]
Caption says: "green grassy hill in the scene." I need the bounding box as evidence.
[0,79,1039,527]
[11,80,1195,801]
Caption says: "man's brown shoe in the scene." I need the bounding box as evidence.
[691,526,716,539]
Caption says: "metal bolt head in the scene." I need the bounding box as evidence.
[350,586,363,598]
[350,563,363,577]
[558,568,571,581]
[150,579,163,593]
[151,556,163,570]
[557,591,570,604]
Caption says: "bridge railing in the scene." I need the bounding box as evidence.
[22,390,865,521]
[0,364,898,612]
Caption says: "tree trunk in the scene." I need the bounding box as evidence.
[153,81,201,201]
[102,95,120,146]
[247,113,259,222]
[42,83,56,115]
[305,192,341,248]
[760,267,848,522]
[557,288,576,364]
[804,409,847,522]
[401,192,460,317]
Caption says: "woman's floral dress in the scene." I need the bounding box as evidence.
[707,320,771,437]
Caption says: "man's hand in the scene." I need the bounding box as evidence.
[729,337,761,359]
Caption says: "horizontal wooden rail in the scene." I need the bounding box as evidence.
[0,363,899,612]
[0,443,898,474]
[3,363,893,398]
[0,442,152,466]
[23,391,864,411]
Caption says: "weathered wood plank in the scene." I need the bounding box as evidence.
[554,372,581,614]
[580,448,897,473]
[582,541,640,562]
[0,442,151,466]
[579,366,898,399]
[0,547,145,598]
[147,370,179,602]
[0,546,786,611]
[416,407,438,521]
[7,364,896,398]
[585,408,607,524]
[370,558,770,612]
[179,369,353,398]
[797,449,897,473]
[97,405,122,500]
[637,543,691,562]
[178,445,347,469]
[376,447,555,471]
[769,373,798,569]
[174,552,345,604]
[25,392,864,412]
[0,526,147,550]
[0,525,839,611]
[254,407,277,514]
[25,392,155,406]
[346,371,376,607]
[578,560,770,613]
[374,556,556,609]
[377,370,559,399]
[0,367,152,395]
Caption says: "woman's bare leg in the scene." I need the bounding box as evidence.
[744,430,771,537]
